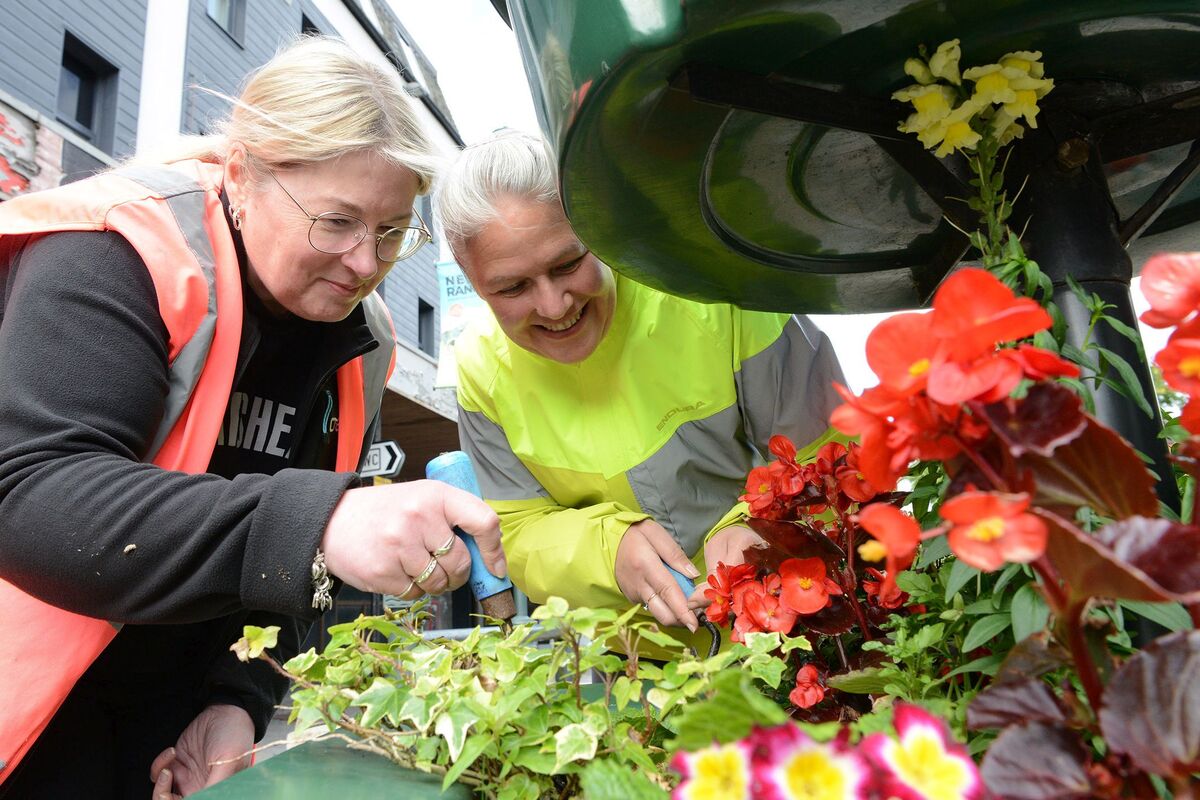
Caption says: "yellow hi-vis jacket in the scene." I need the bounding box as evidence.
[455,272,845,612]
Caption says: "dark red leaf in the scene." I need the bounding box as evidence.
[1036,510,1173,609]
[1099,630,1200,779]
[1094,517,1200,599]
[981,722,1093,799]
[976,382,1087,457]
[1018,417,1158,520]
[797,595,856,635]
[967,678,1068,731]
[993,630,1071,686]
[744,518,845,574]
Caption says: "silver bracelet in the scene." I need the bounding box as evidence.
[311,548,333,611]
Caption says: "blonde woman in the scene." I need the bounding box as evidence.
[0,36,504,798]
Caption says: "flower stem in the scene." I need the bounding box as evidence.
[841,519,873,641]
[953,434,1009,492]
[1031,558,1105,714]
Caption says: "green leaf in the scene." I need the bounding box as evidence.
[944,652,1004,679]
[991,563,1026,598]
[945,558,980,603]
[232,625,280,662]
[1119,600,1194,633]
[897,571,935,598]
[442,733,491,790]
[637,626,686,649]
[578,759,668,800]
[281,649,320,676]
[911,622,945,653]
[915,534,951,568]
[1010,583,1051,642]
[826,667,892,694]
[435,705,477,762]
[667,670,787,752]
[1095,347,1154,419]
[780,634,812,653]
[553,723,598,773]
[354,677,408,728]
[530,596,569,621]
[962,613,1011,652]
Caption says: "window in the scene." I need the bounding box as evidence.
[207,0,246,43]
[56,33,117,153]
[418,299,436,357]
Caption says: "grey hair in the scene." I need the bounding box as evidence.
[435,130,559,257]
[130,35,443,192]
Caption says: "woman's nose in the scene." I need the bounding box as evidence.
[535,280,572,319]
[341,237,380,280]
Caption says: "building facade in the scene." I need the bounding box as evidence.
[0,0,473,629]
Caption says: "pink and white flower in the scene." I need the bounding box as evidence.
[859,703,984,800]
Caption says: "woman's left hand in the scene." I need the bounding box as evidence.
[150,704,254,798]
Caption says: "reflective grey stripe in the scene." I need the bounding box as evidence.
[114,165,210,199]
[626,403,751,555]
[357,294,394,468]
[458,406,549,501]
[621,316,844,557]
[116,168,221,463]
[736,315,845,458]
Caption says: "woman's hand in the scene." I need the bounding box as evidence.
[614,519,701,632]
[320,480,505,600]
[150,705,254,798]
[687,524,765,609]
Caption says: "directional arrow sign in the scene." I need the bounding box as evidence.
[360,440,405,478]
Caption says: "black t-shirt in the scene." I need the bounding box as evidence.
[207,284,339,478]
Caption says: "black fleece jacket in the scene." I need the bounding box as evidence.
[0,230,379,738]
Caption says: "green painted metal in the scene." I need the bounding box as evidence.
[191,739,471,799]
[507,0,1200,312]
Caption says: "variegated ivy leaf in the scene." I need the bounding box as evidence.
[231,625,280,662]
[553,722,598,772]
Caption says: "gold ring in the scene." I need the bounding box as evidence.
[642,590,661,610]
[400,580,417,597]
[414,556,439,586]
[432,533,457,558]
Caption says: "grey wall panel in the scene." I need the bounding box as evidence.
[181,0,303,135]
[0,0,145,156]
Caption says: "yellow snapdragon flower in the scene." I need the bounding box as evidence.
[895,84,958,132]
[904,57,935,85]
[999,50,1045,78]
[928,39,962,85]
[920,99,984,157]
[988,107,1026,146]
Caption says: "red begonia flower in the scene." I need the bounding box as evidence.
[940,491,1048,572]
[704,562,758,626]
[1000,344,1082,381]
[742,586,799,636]
[855,504,921,600]
[788,664,826,709]
[1182,397,1200,435]
[862,567,908,609]
[931,268,1053,361]
[926,351,1024,405]
[1156,319,1200,396]
[778,557,843,616]
[866,311,942,395]
[1139,252,1200,328]
[769,434,798,464]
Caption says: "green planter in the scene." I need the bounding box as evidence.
[192,738,472,799]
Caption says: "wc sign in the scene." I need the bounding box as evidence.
[361,440,405,478]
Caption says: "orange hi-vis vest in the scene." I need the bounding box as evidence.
[0,160,396,780]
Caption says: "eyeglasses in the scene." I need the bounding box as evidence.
[262,166,432,263]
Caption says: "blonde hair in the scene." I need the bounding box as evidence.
[142,36,441,192]
[436,130,559,258]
